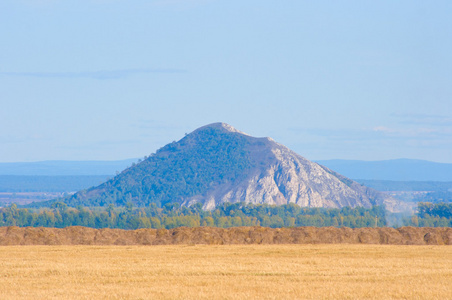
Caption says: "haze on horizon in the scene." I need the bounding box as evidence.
[1,1,451,163]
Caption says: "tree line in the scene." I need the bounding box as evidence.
[0,202,388,229]
[403,202,452,227]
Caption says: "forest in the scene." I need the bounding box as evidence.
[404,202,452,227]
[1,202,451,229]
[0,202,387,229]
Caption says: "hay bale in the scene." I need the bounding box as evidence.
[0,226,451,246]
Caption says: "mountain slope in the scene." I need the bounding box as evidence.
[64,123,399,211]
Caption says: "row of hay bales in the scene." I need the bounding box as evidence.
[0,226,451,246]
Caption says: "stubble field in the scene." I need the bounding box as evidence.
[0,244,451,299]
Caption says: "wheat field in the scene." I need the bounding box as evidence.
[0,245,451,299]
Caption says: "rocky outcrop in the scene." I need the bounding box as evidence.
[184,123,400,211]
[1,226,451,245]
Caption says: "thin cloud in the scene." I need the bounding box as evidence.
[288,127,382,142]
[392,113,452,127]
[0,68,186,80]
[134,119,184,131]
[289,126,452,142]
[372,126,396,134]
[57,139,141,151]
[0,134,51,144]
[371,126,451,139]
[152,0,214,7]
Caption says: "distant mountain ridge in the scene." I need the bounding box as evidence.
[3,157,450,182]
[62,123,401,211]
[0,175,110,193]
[316,159,452,181]
[0,159,136,176]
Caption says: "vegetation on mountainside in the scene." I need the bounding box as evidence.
[64,127,252,207]
[403,202,452,227]
[355,180,452,203]
[410,191,452,203]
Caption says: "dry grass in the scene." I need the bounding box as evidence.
[0,245,451,299]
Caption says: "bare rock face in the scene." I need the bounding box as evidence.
[184,123,397,211]
[67,122,402,212]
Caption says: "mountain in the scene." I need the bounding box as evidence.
[63,123,400,211]
[316,159,452,181]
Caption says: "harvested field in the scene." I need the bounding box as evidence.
[0,226,451,245]
[0,244,451,299]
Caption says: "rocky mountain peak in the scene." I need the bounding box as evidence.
[191,122,251,136]
[64,123,402,212]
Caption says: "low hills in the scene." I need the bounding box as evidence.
[0,159,135,176]
[62,123,400,211]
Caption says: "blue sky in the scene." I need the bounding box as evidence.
[1,0,451,163]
